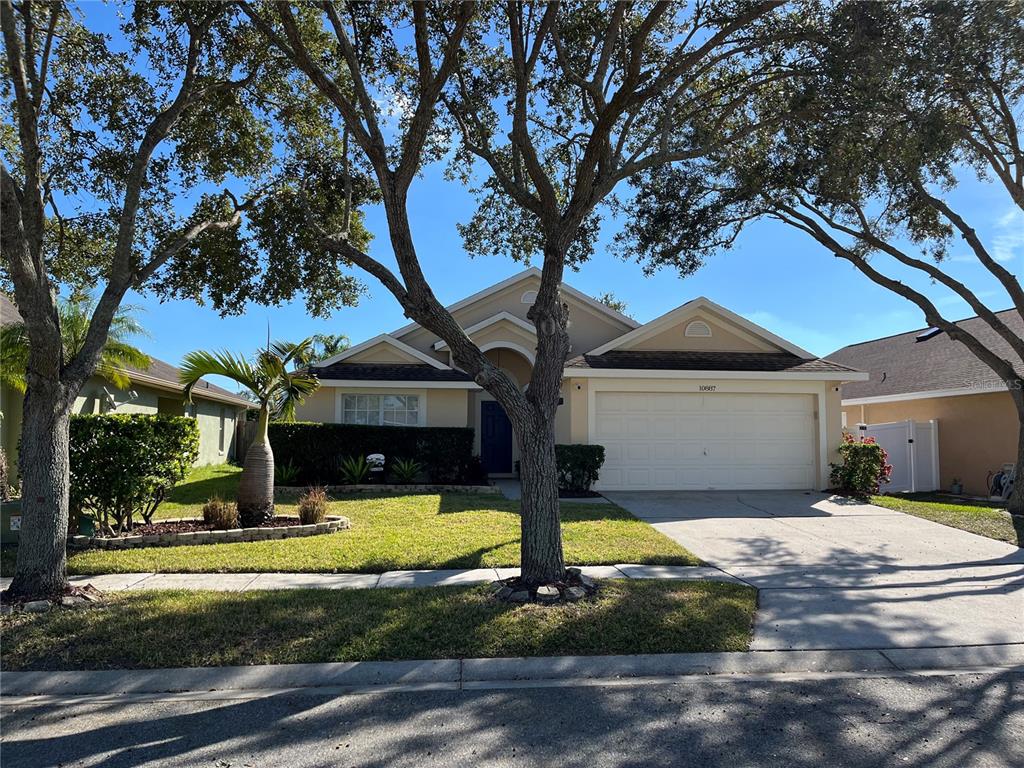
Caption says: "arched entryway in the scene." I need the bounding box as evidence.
[475,345,534,475]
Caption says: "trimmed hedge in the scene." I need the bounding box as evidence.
[70,414,200,533]
[268,423,483,485]
[555,444,606,493]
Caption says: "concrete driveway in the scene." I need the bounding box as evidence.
[604,491,1024,651]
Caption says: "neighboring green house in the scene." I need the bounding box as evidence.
[1,294,250,480]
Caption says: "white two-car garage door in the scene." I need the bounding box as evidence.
[593,391,816,490]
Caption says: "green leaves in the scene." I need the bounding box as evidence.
[178,337,320,422]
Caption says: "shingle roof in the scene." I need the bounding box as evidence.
[826,309,1024,400]
[0,293,250,408]
[314,363,474,382]
[565,350,859,374]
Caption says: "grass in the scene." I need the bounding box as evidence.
[871,493,1023,546]
[0,581,756,670]
[155,463,246,519]
[0,465,699,575]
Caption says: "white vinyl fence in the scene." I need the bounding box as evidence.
[855,419,940,493]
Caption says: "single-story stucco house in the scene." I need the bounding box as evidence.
[295,268,866,491]
[0,294,251,479]
[828,309,1023,497]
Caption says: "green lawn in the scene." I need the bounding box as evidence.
[0,581,755,670]
[1,465,699,575]
[155,463,246,519]
[871,493,1023,546]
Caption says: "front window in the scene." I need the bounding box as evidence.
[342,394,420,426]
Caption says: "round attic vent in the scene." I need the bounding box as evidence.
[685,320,712,338]
[521,290,538,304]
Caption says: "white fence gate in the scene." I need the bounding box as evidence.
[856,419,939,493]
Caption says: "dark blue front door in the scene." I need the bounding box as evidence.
[480,401,513,474]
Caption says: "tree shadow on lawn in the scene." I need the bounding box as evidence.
[0,582,754,672]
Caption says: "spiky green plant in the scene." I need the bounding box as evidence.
[179,339,319,526]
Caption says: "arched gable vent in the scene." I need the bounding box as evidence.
[684,320,713,338]
[521,290,538,304]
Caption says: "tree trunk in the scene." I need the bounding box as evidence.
[5,381,72,599]
[237,405,274,526]
[514,412,565,586]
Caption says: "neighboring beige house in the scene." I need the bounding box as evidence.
[295,268,865,491]
[1,294,250,478]
[828,310,1023,497]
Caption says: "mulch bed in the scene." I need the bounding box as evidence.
[107,518,302,537]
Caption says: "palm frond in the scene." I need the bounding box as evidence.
[0,324,29,393]
[179,350,264,402]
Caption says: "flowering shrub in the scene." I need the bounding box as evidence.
[829,433,892,498]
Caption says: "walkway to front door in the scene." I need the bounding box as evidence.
[480,400,513,474]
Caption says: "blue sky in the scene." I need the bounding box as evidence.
[128,161,1021,388]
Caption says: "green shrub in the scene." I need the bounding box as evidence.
[70,414,200,534]
[202,496,238,529]
[298,487,328,524]
[390,458,423,484]
[268,423,477,484]
[339,455,371,484]
[829,434,892,499]
[555,444,606,493]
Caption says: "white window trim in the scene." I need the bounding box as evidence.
[432,311,537,351]
[334,390,428,426]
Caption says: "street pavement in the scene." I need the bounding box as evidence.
[2,668,1021,768]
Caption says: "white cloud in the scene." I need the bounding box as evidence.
[992,207,1024,263]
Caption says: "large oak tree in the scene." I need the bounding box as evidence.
[243,0,797,587]
[0,0,371,598]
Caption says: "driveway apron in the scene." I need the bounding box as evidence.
[604,491,1024,651]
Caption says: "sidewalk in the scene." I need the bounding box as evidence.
[3,644,1022,699]
[0,564,740,593]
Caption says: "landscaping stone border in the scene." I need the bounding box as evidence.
[276,484,500,495]
[67,515,351,550]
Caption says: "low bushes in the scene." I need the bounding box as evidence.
[830,433,892,498]
[70,414,200,534]
[555,444,606,494]
[269,423,480,485]
[298,487,328,524]
[202,497,238,529]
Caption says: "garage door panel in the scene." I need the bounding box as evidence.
[594,391,816,491]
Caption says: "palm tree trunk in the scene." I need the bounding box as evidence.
[237,404,274,526]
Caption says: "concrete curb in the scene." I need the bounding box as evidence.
[4,644,1020,698]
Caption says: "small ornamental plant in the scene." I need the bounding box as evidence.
[298,487,328,525]
[829,434,892,499]
[202,497,239,530]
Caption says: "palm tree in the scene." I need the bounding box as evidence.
[1,295,150,393]
[293,333,350,367]
[179,339,319,526]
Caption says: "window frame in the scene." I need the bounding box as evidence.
[338,392,425,427]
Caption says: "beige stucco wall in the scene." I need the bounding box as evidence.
[842,391,1018,496]
[344,343,422,364]
[484,348,533,388]
[627,311,778,353]
[294,388,337,423]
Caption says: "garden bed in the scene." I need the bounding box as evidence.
[68,515,350,550]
